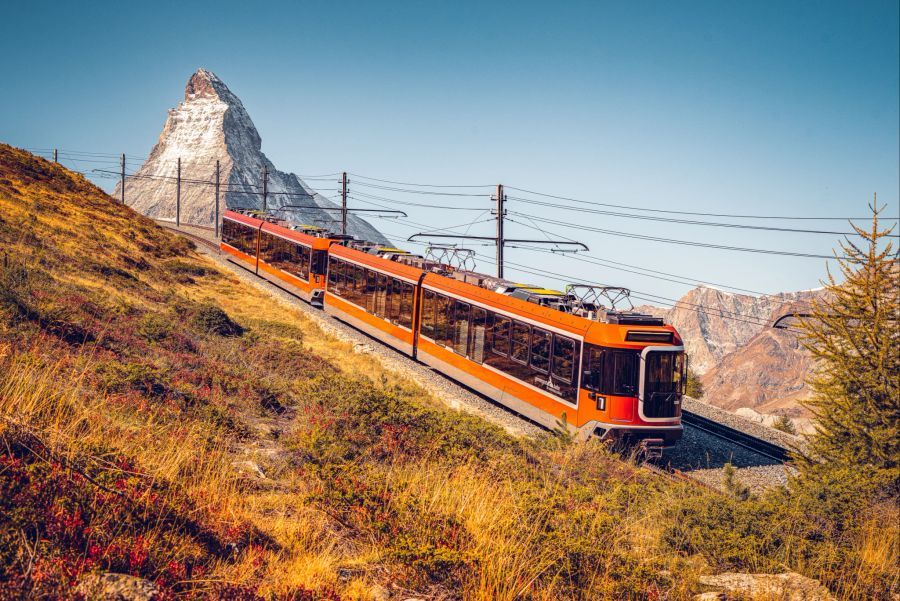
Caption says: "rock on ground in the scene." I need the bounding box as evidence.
[697,572,835,601]
[76,572,159,600]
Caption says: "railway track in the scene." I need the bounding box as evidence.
[680,410,791,463]
[155,222,220,252]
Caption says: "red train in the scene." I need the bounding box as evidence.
[220,210,685,451]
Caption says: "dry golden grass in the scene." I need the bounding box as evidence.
[1,144,896,600]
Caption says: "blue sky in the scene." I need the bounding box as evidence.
[1,0,897,303]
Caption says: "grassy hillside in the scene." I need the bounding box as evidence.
[0,144,895,599]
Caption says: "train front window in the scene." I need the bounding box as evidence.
[643,351,685,397]
[642,350,684,418]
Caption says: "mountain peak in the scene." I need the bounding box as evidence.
[184,68,228,101]
[121,70,388,243]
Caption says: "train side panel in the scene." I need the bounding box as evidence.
[323,245,422,356]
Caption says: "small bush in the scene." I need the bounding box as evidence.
[137,312,171,342]
[192,303,243,337]
[164,260,214,284]
[772,414,797,435]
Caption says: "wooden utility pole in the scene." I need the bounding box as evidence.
[262,165,268,212]
[407,182,588,276]
[53,149,58,163]
[214,160,220,238]
[495,183,505,278]
[176,157,181,227]
[120,154,126,204]
[340,171,349,236]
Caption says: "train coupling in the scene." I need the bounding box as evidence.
[637,438,665,460]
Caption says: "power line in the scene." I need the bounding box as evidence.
[349,172,494,188]
[505,185,897,221]
[349,190,486,211]
[505,195,884,237]
[508,211,836,259]
[502,216,767,295]
[350,180,492,197]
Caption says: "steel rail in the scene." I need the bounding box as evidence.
[681,410,791,463]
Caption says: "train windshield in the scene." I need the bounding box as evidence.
[641,350,685,418]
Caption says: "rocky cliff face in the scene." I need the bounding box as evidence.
[644,287,822,375]
[639,286,825,415]
[118,69,388,243]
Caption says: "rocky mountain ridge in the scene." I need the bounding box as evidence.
[118,68,388,243]
[638,285,825,415]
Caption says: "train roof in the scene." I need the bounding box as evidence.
[222,210,680,347]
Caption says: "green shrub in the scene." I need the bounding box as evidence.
[137,312,171,342]
[192,303,243,337]
[772,414,797,435]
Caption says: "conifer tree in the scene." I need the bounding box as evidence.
[796,201,899,497]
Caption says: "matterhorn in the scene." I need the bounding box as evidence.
[118,68,388,243]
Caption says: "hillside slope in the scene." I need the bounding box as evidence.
[0,145,893,599]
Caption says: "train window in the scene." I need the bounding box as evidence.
[327,256,338,288]
[491,314,510,356]
[469,307,487,363]
[551,335,576,383]
[258,231,273,263]
[365,270,377,313]
[510,322,530,364]
[353,265,367,305]
[312,249,328,276]
[530,328,551,374]
[374,273,388,318]
[582,345,603,391]
[265,235,310,282]
[337,260,348,296]
[453,301,470,355]
[421,290,436,337]
[642,351,684,418]
[344,264,357,302]
[602,350,639,396]
[223,220,257,256]
[346,264,357,304]
[389,278,402,322]
[399,282,413,328]
[436,294,452,346]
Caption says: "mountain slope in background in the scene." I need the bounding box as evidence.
[118,68,388,243]
[638,286,823,416]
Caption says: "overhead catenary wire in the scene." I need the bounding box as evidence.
[500,259,794,331]
[505,195,890,237]
[508,211,837,259]
[349,180,492,197]
[505,185,898,222]
[348,172,494,189]
[349,190,486,210]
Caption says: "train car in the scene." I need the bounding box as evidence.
[220,210,331,306]
[323,243,423,355]
[412,271,683,446]
[322,248,683,448]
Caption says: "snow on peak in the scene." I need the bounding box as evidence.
[119,69,389,243]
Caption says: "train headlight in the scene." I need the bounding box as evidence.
[596,395,606,411]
